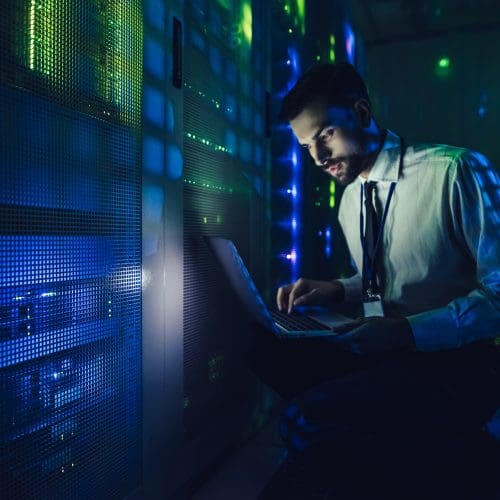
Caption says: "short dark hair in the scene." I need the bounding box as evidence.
[278,62,370,121]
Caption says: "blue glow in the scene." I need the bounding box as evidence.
[166,144,183,179]
[144,86,164,127]
[143,184,164,224]
[143,135,164,175]
[226,61,237,86]
[325,225,332,258]
[254,176,263,197]
[166,100,175,133]
[71,121,97,161]
[145,37,165,79]
[291,218,297,230]
[190,30,206,52]
[240,104,252,129]
[224,95,237,122]
[225,130,237,155]
[292,151,298,166]
[345,23,355,64]
[209,46,222,75]
[40,292,57,298]
[240,137,252,163]
[145,0,165,31]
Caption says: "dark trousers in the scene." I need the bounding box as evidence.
[250,325,500,498]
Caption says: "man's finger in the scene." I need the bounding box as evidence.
[293,289,319,307]
[277,284,293,311]
[287,280,308,313]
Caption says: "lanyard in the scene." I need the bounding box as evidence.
[359,136,405,295]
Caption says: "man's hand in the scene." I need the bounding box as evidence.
[331,317,416,356]
[277,278,345,313]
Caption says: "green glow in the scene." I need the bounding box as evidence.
[296,0,306,35]
[316,54,321,61]
[183,177,234,194]
[329,195,335,208]
[98,2,142,125]
[241,2,252,44]
[27,0,57,76]
[216,214,222,224]
[284,3,291,13]
[329,180,336,194]
[184,83,222,110]
[329,48,336,62]
[288,28,293,34]
[315,201,321,207]
[28,0,35,70]
[216,0,231,9]
[330,34,336,46]
[185,132,232,154]
[438,57,450,68]
[203,216,208,224]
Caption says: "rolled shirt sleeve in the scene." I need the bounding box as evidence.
[335,273,363,303]
[407,151,500,351]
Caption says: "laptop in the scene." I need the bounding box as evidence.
[205,236,353,338]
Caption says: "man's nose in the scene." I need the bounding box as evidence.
[315,143,331,167]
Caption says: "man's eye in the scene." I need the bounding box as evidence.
[321,128,335,139]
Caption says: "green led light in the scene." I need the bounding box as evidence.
[329,48,336,62]
[284,3,290,13]
[315,201,321,207]
[203,216,208,224]
[296,0,306,35]
[315,186,320,191]
[28,0,56,76]
[316,54,321,61]
[329,195,335,208]
[330,34,336,45]
[241,2,252,44]
[183,177,235,194]
[185,132,232,154]
[184,83,223,111]
[329,180,336,195]
[288,28,293,34]
[438,57,450,68]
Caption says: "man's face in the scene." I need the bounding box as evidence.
[289,98,371,186]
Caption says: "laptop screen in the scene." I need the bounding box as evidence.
[204,237,278,333]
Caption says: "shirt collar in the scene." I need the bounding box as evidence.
[360,129,403,184]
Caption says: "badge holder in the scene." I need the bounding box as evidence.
[362,288,385,317]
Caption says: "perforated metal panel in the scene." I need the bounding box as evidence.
[0,1,142,498]
[183,0,269,435]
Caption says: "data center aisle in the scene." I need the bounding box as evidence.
[191,410,287,500]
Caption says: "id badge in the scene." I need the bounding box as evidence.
[363,297,385,317]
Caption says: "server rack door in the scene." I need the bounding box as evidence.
[0,2,143,498]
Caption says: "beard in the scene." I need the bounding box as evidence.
[324,153,366,186]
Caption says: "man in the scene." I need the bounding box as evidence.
[255,62,500,498]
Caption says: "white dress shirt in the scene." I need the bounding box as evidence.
[336,129,500,352]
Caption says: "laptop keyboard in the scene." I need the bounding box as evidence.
[270,309,330,332]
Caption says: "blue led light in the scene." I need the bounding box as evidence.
[166,144,183,180]
[345,23,355,64]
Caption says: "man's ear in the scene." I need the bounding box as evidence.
[353,98,372,128]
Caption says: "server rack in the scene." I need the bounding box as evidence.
[0,1,142,499]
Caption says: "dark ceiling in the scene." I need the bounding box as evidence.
[343,0,500,45]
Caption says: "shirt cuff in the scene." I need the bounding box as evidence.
[335,274,362,303]
[407,306,460,352]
